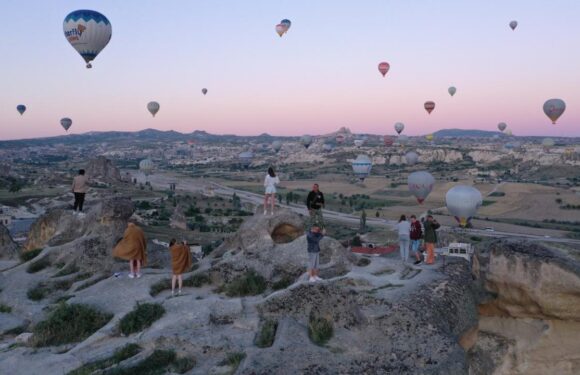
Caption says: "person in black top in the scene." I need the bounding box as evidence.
[306,183,325,229]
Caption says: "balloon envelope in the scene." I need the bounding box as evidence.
[301,135,312,148]
[281,19,291,30]
[336,134,346,144]
[60,118,72,131]
[424,101,435,114]
[446,185,483,227]
[542,137,555,149]
[323,143,333,152]
[383,135,395,146]
[139,158,154,173]
[17,105,26,115]
[63,10,112,68]
[394,122,405,134]
[398,134,409,146]
[448,86,457,96]
[405,151,419,165]
[352,155,372,181]
[408,171,434,204]
[147,101,160,117]
[272,140,282,152]
[509,20,518,30]
[543,99,566,124]
[425,134,434,141]
[497,122,507,132]
[378,62,390,77]
[354,139,365,148]
[202,88,208,95]
[275,24,286,37]
[239,151,253,167]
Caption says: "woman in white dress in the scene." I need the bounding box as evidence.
[263,167,280,215]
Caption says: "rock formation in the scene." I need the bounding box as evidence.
[86,156,121,182]
[0,224,19,259]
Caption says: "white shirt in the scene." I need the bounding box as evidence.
[264,174,280,188]
[397,221,411,237]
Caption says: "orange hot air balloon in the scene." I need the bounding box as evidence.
[378,62,390,77]
[424,101,435,114]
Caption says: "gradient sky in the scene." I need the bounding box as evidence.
[1,0,579,140]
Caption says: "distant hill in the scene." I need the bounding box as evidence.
[433,129,504,138]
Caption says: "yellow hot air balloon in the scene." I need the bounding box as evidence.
[425,134,434,141]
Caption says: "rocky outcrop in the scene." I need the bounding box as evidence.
[86,156,121,182]
[0,224,19,259]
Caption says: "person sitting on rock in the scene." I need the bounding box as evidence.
[169,238,192,296]
[307,225,324,282]
[71,169,88,214]
[263,166,280,215]
[306,183,325,229]
[113,221,147,278]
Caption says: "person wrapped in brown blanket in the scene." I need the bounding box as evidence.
[113,222,147,279]
[169,239,192,296]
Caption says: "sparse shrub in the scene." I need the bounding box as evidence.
[53,263,80,277]
[149,278,171,297]
[255,319,278,348]
[68,343,142,375]
[26,256,51,273]
[356,257,371,267]
[0,303,12,313]
[32,303,113,347]
[171,356,196,374]
[104,349,176,375]
[308,312,333,346]
[272,276,294,291]
[220,352,246,373]
[185,272,209,287]
[119,303,165,335]
[224,270,266,297]
[4,325,25,335]
[20,248,43,262]
[27,283,49,301]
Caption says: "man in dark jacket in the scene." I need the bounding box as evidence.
[306,183,325,229]
[306,225,324,282]
[423,215,440,265]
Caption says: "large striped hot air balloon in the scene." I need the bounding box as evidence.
[352,155,372,181]
[63,10,112,68]
[147,102,160,117]
[139,158,154,175]
[543,99,566,124]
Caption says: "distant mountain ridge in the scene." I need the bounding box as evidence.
[433,129,504,138]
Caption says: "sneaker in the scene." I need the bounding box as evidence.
[414,260,422,265]
[309,277,316,283]
[314,276,323,281]
[178,289,182,295]
[171,290,175,297]
[136,273,142,278]
[128,273,135,279]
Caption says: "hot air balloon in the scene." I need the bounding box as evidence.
[394,122,405,135]
[301,135,312,149]
[408,171,434,204]
[446,185,482,227]
[398,134,409,146]
[378,62,390,77]
[60,118,73,131]
[336,134,346,144]
[543,99,566,124]
[448,86,457,97]
[16,105,26,115]
[239,151,253,168]
[202,88,208,95]
[424,101,435,114]
[272,140,282,153]
[281,19,291,31]
[383,135,395,146]
[497,122,507,132]
[405,151,419,165]
[352,155,372,181]
[354,139,365,148]
[425,134,434,142]
[506,129,513,137]
[323,143,334,152]
[147,101,160,117]
[139,158,154,175]
[509,21,518,30]
[542,137,555,151]
[63,10,112,68]
[275,24,286,37]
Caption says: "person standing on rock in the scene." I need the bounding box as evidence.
[263,167,280,215]
[307,225,324,282]
[71,169,88,214]
[306,184,325,229]
[410,215,423,265]
[423,215,440,265]
[397,215,411,263]
[169,239,192,296]
[113,221,147,278]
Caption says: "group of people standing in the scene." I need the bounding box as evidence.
[396,214,440,265]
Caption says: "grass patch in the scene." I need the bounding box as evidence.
[20,248,43,262]
[220,352,246,374]
[255,319,278,348]
[488,191,505,197]
[75,274,108,291]
[372,267,395,276]
[53,263,80,277]
[26,256,51,273]
[27,283,50,301]
[356,257,371,267]
[171,356,196,374]
[149,278,171,297]
[32,303,113,347]
[224,270,267,297]
[4,325,26,335]
[104,349,176,375]
[272,276,294,291]
[68,343,142,375]
[308,313,333,346]
[0,303,12,313]
[119,303,165,335]
[481,200,496,207]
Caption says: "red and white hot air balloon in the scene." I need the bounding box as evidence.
[424,101,435,114]
[378,62,390,77]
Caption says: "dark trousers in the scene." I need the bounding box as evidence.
[73,193,86,211]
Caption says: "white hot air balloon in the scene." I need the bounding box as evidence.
[63,10,112,68]
[394,122,405,134]
[408,171,434,204]
[542,137,555,151]
[405,151,419,165]
[301,135,312,149]
[323,143,334,152]
[272,140,282,153]
[139,158,154,175]
[354,139,365,148]
[445,185,483,227]
[147,101,160,117]
[398,134,409,146]
[352,154,372,181]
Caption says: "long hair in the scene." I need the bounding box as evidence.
[268,167,276,177]
[399,214,407,222]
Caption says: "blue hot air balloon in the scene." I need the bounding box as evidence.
[17,105,26,115]
[281,19,292,31]
[63,10,112,68]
